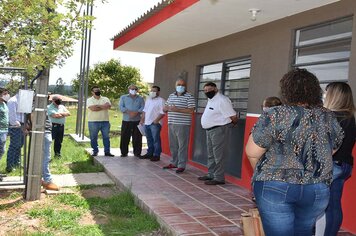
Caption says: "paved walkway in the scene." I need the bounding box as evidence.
[92,149,356,236]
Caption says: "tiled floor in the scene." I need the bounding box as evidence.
[92,149,355,236]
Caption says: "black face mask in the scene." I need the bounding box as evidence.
[94,91,101,96]
[54,99,62,105]
[205,91,216,99]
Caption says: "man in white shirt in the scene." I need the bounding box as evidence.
[199,82,237,185]
[140,86,165,161]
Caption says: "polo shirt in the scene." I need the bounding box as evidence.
[143,96,165,125]
[201,92,236,129]
[87,96,111,122]
[47,103,69,124]
[166,92,195,125]
[119,94,144,122]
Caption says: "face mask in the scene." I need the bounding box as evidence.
[2,94,10,102]
[149,91,157,98]
[54,99,62,105]
[94,91,101,96]
[176,86,185,94]
[129,89,137,95]
[205,91,216,99]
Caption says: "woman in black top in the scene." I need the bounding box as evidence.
[316,82,356,236]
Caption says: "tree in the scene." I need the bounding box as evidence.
[0,0,104,77]
[72,59,150,101]
[55,77,65,94]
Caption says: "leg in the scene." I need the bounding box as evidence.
[209,126,227,182]
[88,122,100,153]
[120,121,130,156]
[0,133,7,160]
[6,127,23,171]
[151,123,162,156]
[131,121,142,156]
[176,125,190,169]
[145,125,154,155]
[168,124,179,166]
[101,121,111,154]
[42,132,52,183]
[206,131,215,179]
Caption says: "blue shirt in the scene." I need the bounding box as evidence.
[119,94,144,121]
[252,105,344,185]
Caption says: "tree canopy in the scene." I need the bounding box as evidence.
[0,0,104,77]
[72,59,150,102]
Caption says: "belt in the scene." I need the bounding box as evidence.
[52,123,64,126]
[206,125,221,131]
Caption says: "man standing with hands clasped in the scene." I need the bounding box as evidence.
[198,82,237,185]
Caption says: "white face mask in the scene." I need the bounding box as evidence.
[149,91,157,98]
[2,94,10,102]
[129,89,137,95]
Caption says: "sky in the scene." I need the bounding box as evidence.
[49,0,162,85]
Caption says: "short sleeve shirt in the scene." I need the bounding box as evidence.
[166,92,195,125]
[87,96,111,122]
[143,96,166,125]
[47,103,69,124]
[251,105,344,185]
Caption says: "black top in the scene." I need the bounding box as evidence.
[333,111,356,165]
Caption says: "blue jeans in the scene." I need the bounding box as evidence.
[42,132,52,183]
[6,127,24,170]
[145,123,162,156]
[324,162,352,236]
[88,121,111,153]
[253,181,330,236]
[0,132,7,159]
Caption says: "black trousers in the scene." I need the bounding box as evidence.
[120,120,142,156]
[52,124,64,155]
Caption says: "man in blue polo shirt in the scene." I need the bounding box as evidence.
[119,84,145,157]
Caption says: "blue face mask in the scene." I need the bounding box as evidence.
[176,86,185,93]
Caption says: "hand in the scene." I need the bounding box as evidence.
[168,105,177,112]
[139,120,144,125]
[128,111,138,118]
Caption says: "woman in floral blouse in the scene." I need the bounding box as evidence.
[246,68,344,236]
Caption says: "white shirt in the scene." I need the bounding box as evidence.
[201,92,236,129]
[143,96,166,125]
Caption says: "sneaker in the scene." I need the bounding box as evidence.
[198,175,213,181]
[176,168,185,174]
[162,164,177,169]
[204,180,225,185]
[105,153,115,157]
[140,153,152,159]
[42,181,60,191]
[91,151,98,157]
[150,156,160,162]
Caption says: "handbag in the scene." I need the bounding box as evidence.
[241,208,265,236]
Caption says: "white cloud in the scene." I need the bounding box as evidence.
[49,0,161,85]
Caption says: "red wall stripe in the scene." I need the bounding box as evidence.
[113,0,199,50]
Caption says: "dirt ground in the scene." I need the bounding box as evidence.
[0,187,167,236]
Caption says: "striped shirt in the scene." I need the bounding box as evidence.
[166,92,195,125]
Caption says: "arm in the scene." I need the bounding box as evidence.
[119,96,127,113]
[245,135,267,169]
[8,100,20,126]
[140,112,145,125]
[168,106,194,114]
[230,115,238,125]
[153,114,165,124]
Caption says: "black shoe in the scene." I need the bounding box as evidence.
[91,151,98,157]
[134,154,142,158]
[176,168,185,174]
[140,153,152,159]
[120,154,128,157]
[54,153,61,158]
[198,175,213,181]
[105,153,115,157]
[5,167,13,173]
[204,180,225,185]
[150,156,160,162]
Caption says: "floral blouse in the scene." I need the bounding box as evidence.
[252,105,344,185]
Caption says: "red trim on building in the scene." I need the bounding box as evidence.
[113,0,199,50]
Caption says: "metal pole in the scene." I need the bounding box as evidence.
[82,0,93,140]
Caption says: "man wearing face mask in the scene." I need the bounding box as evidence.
[119,85,144,157]
[87,86,114,157]
[198,82,237,185]
[163,78,195,174]
[140,86,165,161]
[0,88,9,171]
[47,95,71,158]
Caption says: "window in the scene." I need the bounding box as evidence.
[197,58,251,118]
[293,17,353,88]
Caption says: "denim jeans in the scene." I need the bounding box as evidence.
[42,132,52,183]
[145,123,162,156]
[0,132,7,159]
[88,121,111,153]
[253,180,330,236]
[6,127,24,170]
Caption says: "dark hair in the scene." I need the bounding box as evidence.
[204,82,217,88]
[152,85,160,91]
[91,86,99,91]
[263,96,282,108]
[0,87,8,94]
[280,68,322,106]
